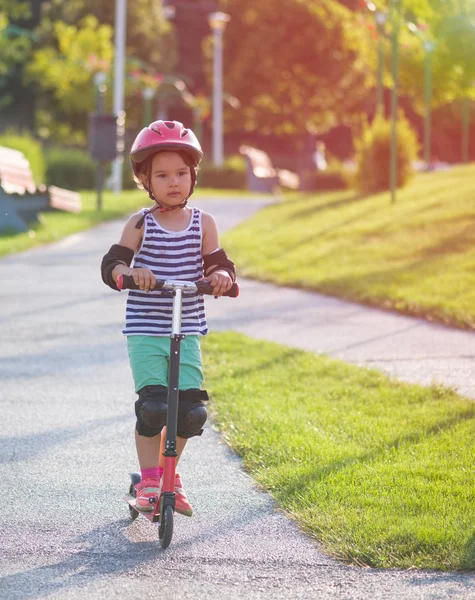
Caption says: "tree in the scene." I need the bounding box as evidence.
[18,0,178,141]
[216,0,373,136]
[26,15,114,144]
[0,1,35,119]
[399,0,475,108]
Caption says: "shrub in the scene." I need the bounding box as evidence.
[45,148,96,190]
[122,156,138,189]
[316,167,350,191]
[0,130,45,184]
[355,112,419,194]
[197,154,246,189]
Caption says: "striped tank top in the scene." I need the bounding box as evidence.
[122,207,208,337]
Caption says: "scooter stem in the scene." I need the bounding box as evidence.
[161,287,184,494]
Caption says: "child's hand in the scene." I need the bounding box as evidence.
[202,270,233,297]
[130,267,156,292]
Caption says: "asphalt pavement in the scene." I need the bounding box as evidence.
[0,197,473,599]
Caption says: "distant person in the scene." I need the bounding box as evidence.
[313,141,328,172]
[101,120,236,515]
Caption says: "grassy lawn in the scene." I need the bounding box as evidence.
[222,164,475,330]
[0,187,255,257]
[202,332,475,571]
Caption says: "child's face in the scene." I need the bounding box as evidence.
[146,151,192,207]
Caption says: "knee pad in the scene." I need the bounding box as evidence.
[177,389,209,439]
[135,385,168,437]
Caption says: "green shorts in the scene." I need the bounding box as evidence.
[127,335,203,393]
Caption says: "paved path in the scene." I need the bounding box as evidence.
[0,198,473,600]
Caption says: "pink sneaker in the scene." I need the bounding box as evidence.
[174,473,193,517]
[135,477,161,512]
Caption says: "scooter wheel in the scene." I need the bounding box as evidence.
[158,505,174,549]
[128,483,139,521]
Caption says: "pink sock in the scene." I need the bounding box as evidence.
[141,467,161,480]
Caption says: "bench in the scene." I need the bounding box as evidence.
[239,145,299,192]
[0,146,81,233]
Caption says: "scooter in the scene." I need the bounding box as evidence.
[118,274,239,548]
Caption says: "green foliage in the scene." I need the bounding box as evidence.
[122,156,137,190]
[355,113,419,194]
[396,1,475,110]
[28,0,176,138]
[0,2,34,111]
[45,148,96,190]
[219,0,372,135]
[27,15,113,119]
[197,155,246,190]
[0,131,45,184]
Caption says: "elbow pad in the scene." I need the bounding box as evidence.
[101,244,134,291]
[203,248,236,282]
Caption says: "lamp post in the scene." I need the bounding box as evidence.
[423,40,436,169]
[363,2,388,116]
[142,87,155,126]
[408,22,436,170]
[94,71,108,211]
[208,11,230,168]
[375,10,388,115]
[389,0,401,204]
[461,95,470,163]
[112,0,127,194]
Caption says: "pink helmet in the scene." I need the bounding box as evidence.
[129,120,203,177]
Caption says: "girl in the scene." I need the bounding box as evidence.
[101,120,236,515]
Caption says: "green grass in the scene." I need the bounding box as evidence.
[202,332,475,571]
[222,164,475,330]
[0,187,258,257]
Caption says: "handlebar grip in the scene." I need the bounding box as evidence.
[116,274,240,298]
[195,280,240,298]
[117,274,163,291]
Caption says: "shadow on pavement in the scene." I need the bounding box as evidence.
[0,414,131,464]
[0,505,273,600]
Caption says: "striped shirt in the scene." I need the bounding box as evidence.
[122,207,208,337]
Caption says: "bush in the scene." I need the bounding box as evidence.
[296,166,350,192]
[45,148,96,190]
[355,113,419,194]
[0,130,45,184]
[197,154,246,189]
[316,167,350,191]
[121,156,138,190]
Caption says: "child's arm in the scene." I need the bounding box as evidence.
[201,213,235,297]
[101,213,156,292]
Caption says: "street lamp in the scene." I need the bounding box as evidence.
[142,87,155,126]
[375,10,389,115]
[112,0,127,194]
[363,1,388,116]
[93,71,108,211]
[389,0,402,204]
[94,71,108,114]
[408,22,437,170]
[208,11,231,168]
[461,94,471,164]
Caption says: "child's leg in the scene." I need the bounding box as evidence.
[135,430,162,470]
[157,427,187,469]
[128,336,169,471]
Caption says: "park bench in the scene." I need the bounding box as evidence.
[239,145,300,193]
[0,146,81,233]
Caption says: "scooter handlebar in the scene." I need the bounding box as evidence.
[116,274,240,298]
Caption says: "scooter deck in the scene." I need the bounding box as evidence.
[124,494,160,522]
